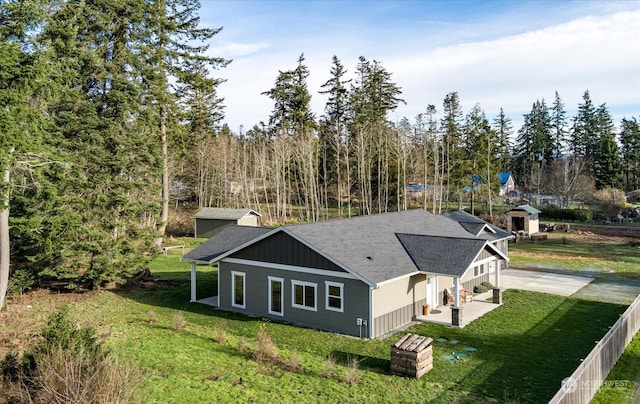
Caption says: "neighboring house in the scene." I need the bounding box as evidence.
[193,208,261,238]
[506,204,541,235]
[183,209,512,339]
[497,172,515,196]
[462,172,515,196]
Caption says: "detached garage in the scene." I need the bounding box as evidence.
[194,208,261,238]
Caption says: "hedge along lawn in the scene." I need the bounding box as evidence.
[64,254,627,404]
[509,232,640,276]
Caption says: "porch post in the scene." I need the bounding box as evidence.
[493,261,502,305]
[451,277,462,326]
[190,262,197,302]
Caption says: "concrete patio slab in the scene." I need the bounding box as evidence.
[501,268,594,296]
[416,291,499,328]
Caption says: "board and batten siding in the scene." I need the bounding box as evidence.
[218,261,371,338]
[372,274,426,338]
[233,231,347,273]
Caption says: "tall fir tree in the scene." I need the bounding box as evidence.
[551,91,567,159]
[492,107,513,173]
[619,117,640,192]
[571,90,598,161]
[594,104,622,189]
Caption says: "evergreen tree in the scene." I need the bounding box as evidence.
[440,92,464,205]
[594,104,622,189]
[492,108,513,173]
[0,0,50,309]
[571,90,598,161]
[619,117,640,191]
[514,99,552,190]
[319,56,351,214]
[551,91,567,159]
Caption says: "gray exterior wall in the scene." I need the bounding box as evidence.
[372,274,426,338]
[195,218,235,238]
[218,261,371,337]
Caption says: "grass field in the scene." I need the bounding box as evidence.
[2,232,639,403]
[45,252,623,403]
[509,232,640,277]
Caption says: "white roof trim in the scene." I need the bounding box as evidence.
[223,258,358,281]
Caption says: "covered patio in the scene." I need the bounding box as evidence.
[416,290,500,327]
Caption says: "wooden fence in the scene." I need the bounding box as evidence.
[549,294,640,404]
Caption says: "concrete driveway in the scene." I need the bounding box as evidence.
[501,268,594,296]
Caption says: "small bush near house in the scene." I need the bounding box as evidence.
[481,281,494,289]
[540,207,593,222]
[254,323,280,364]
[283,351,304,373]
[474,284,489,294]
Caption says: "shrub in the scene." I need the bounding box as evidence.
[212,322,227,344]
[344,356,360,386]
[284,351,304,373]
[8,269,35,298]
[254,324,279,363]
[540,207,593,222]
[3,308,141,403]
[474,284,489,294]
[172,312,186,332]
[237,337,250,356]
[323,354,337,378]
[37,307,98,355]
[481,281,494,289]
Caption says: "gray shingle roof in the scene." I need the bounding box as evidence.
[193,208,261,220]
[283,209,478,284]
[182,225,272,262]
[442,210,512,241]
[396,234,487,277]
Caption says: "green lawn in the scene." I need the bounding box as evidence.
[63,253,627,403]
[509,232,640,276]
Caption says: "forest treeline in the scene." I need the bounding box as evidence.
[1,1,639,307]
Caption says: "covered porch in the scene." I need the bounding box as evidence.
[416,289,500,327]
[421,255,506,327]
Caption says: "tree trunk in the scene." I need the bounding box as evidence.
[154,111,169,248]
[0,160,12,311]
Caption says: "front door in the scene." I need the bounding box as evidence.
[426,276,438,308]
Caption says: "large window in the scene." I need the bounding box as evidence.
[232,271,245,309]
[291,280,317,311]
[268,276,284,316]
[325,281,344,312]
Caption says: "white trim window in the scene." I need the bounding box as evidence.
[473,264,485,278]
[268,276,284,316]
[325,281,344,312]
[291,280,317,311]
[231,271,246,309]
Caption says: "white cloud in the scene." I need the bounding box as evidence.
[209,41,271,57]
[217,8,640,132]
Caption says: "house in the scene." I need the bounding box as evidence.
[193,208,261,238]
[462,172,515,196]
[497,172,515,196]
[182,209,512,339]
[506,204,541,235]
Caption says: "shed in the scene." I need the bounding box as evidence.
[193,208,261,238]
[506,204,541,235]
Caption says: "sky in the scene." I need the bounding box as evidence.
[198,0,640,134]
